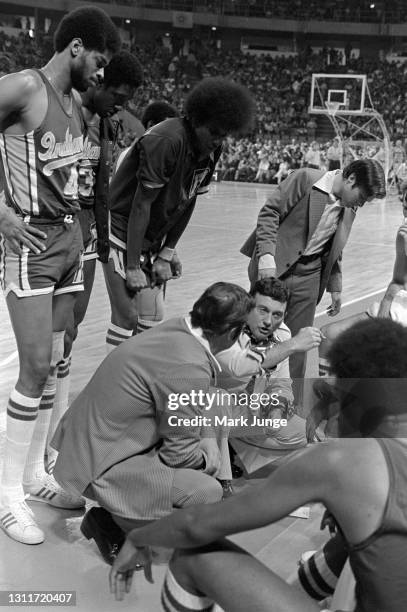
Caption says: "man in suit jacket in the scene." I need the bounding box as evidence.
[51,282,253,558]
[240,160,386,399]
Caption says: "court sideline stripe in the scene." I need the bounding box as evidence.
[0,288,387,368]
[315,287,386,318]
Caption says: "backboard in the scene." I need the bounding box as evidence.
[309,73,367,115]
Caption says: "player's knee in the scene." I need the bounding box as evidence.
[19,351,51,391]
[320,322,338,343]
[202,477,223,504]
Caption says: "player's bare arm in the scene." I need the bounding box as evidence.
[377,222,407,317]
[126,184,161,292]
[262,326,323,370]
[151,203,196,286]
[110,438,388,597]
[0,71,48,253]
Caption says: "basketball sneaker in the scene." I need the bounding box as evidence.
[0,498,44,544]
[24,473,85,509]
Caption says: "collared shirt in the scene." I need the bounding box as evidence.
[258,170,343,270]
[216,322,292,395]
[303,170,343,256]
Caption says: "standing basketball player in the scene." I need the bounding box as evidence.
[104,77,255,351]
[46,52,143,473]
[0,7,120,545]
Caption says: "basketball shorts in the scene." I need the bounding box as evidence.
[108,242,166,320]
[0,216,84,298]
[78,208,98,262]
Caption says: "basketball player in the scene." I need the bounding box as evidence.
[46,52,143,473]
[0,7,120,545]
[318,197,407,377]
[113,101,180,174]
[104,77,255,351]
[110,318,407,612]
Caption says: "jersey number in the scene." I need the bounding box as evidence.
[64,166,79,200]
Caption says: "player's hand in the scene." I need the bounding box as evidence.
[292,327,324,352]
[151,258,172,287]
[376,298,392,319]
[109,541,153,601]
[257,267,276,280]
[327,292,341,317]
[0,207,47,255]
[199,438,221,476]
[170,251,182,279]
[126,268,148,293]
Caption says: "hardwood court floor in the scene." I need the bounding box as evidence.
[0,182,403,611]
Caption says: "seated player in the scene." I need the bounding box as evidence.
[216,278,324,473]
[46,51,143,473]
[51,282,253,563]
[318,198,407,378]
[103,77,255,350]
[109,318,407,612]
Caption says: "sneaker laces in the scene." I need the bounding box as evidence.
[7,497,36,528]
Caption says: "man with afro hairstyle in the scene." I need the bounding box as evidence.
[45,51,144,472]
[0,6,120,545]
[104,77,255,351]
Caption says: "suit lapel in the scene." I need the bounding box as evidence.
[307,187,330,243]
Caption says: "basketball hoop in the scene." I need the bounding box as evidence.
[325,101,340,116]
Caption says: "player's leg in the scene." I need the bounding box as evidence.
[22,291,85,509]
[47,257,96,473]
[103,253,136,353]
[164,539,320,612]
[318,312,368,377]
[0,290,54,543]
[135,284,165,334]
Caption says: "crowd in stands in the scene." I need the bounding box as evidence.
[1,26,407,183]
[94,0,407,23]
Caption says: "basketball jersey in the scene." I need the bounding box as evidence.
[0,69,84,219]
[109,117,220,250]
[78,110,101,209]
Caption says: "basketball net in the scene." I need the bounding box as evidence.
[325,101,340,116]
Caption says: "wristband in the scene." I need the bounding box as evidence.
[158,247,175,262]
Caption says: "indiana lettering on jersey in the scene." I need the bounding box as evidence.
[39,128,84,176]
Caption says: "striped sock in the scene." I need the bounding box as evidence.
[136,318,162,334]
[161,568,215,612]
[298,536,347,601]
[106,323,132,354]
[0,389,40,505]
[46,354,71,473]
[23,379,55,484]
[318,358,332,377]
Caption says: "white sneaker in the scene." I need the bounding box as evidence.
[24,474,85,509]
[0,499,44,544]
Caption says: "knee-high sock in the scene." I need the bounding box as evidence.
[298,533,348,601]
[106,323,132,354]
[0,389,40,505]
[23,331,64,484]
[161,568,215,612]
[23,378,56,484]
[318,339,332,377]
[46,353,71,474]
[136,317,162,334]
